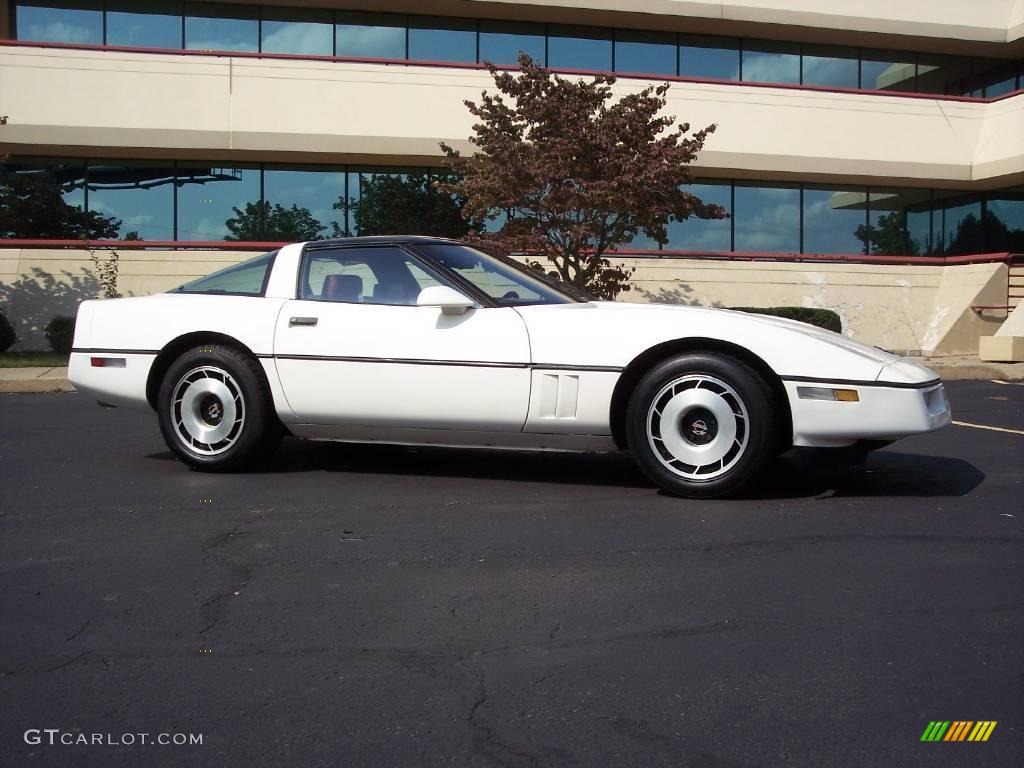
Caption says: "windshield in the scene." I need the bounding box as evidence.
[171,251,277,296]
[415,243,588,306]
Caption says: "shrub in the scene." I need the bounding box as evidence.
[44,315,76,354]
[0,310,15,353]
[730,306,842,334]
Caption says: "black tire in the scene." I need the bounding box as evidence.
[157,344,282,472]
[625,353,776,498]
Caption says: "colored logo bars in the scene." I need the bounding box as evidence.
[921,721,997,742]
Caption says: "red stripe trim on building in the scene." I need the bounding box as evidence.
[0,240,1015,267]
[0,39,1019,105]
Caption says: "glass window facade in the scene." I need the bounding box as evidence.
[184,3,258,53]
[12,4,1022,98]
[86,160,176,241]
[16,0,103,45]
[106,1,183,49]
[175,164,260,241]
[678,35,739,81]
[741,41,800,84]
[666,183,731,251]
[734,183,800,252]
[803,185,868,254]
[478,21,545,66]
[408,16,476,64]
[614,30,676,76]
[547,25,612,71]
[801,45,858,89]
[3,158,1023,254]
[335,12,405,59]
[260,7,333,56]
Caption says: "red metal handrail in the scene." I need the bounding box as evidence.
[1,39,1020,105]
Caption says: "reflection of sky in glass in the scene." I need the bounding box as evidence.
[263,169,346,237]
[861,51,916,91]
[548,27,612,71]
[802,187,866,253]
[336,13,405,59]
[801,48,858,88]
[988,196,1024,231]
[678,38,738,80]
[734,185,799,252]
[185,14,258,52]
[666,184,731,250]
[478,21,544,66]
[741,44,800,84]
[107,8,183,49]
[16,5,103,44]
[88,163,175,240]
[176,166,260,241]
[408,18,476,63]
[614,32,676,76]
[906,208,932,254]
[262,20,333,56]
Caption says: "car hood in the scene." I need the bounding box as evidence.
[515,301,936,385]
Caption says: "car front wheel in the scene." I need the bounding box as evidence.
[625,353,776,498]
[157,344,282,471]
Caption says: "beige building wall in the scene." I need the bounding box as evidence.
[1,45,1022,188]
[0,247,1006,357]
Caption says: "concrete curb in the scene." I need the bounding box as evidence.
[0,367,77,394]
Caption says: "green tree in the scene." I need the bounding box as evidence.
[342,172,481,238]
[0,169,120,239]
[225,201,325,241]
[440,54,725,299]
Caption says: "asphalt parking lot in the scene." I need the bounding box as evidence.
[1,381,1022,768]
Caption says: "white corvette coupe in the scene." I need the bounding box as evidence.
[69,236,951,497]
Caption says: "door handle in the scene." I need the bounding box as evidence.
[289,316,318,327]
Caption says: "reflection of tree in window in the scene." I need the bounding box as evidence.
[0,165,119,239]
[346,172,481,238]
[225,202,326,242]
[176,166,259,241]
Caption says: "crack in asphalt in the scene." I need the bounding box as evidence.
[64,615,95,642]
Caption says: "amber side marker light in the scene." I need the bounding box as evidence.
[797,386,860,402]
[91,357,126,368]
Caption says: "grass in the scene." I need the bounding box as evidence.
[0,352,70,368]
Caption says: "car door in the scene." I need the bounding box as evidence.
[273,243,532,430]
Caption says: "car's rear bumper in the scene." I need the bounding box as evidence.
[68,351,156,409]
[785,378,951,448]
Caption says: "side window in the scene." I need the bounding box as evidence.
[174,251,277,296]
[300,246,447,305]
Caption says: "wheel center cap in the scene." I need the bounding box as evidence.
[682,408,718,446]
[200,395,223,425]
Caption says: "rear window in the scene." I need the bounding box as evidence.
[172,251,277,296]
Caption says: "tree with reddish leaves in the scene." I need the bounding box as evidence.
[440,54,725,299]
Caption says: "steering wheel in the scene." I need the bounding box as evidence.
[501,291,521,300]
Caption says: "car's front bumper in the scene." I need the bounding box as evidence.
[785,378,951,448]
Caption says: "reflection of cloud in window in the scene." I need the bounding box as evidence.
[802,198,862,253]
[734,201,799,251]
[736,54,798,83]
[336,26,405,58]
[262,24,332,55]
[801,56,858,87]
[30,22,97,44]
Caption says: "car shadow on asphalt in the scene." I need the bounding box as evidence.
[146,439,986,499]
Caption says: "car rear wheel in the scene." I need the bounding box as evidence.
[157,344,282,471]
[625,353,776,498]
